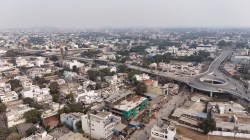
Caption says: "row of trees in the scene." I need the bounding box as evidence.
[23,97,44,109]
[142,50,211,67]
[81,50,101,58]
[217,40,232,49]
[87,68,114,81]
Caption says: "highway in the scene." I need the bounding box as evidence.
[126,49,250,101]
[31,48,250,101]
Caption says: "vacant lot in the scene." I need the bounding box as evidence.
[177,126,248,140]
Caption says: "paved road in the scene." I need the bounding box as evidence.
[57,48,250,101]
[126,49,250,101]
[129,90,189,140]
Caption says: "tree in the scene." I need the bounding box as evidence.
[9,79,21,90]
[52,94,60,103]
[5,50,18,57]
[66,93,75,103]
[81,50,101,58]
[49,55,58,62]
[87,84,95,90]
[217,40,227,49]
[68,103,83,113]
[199,118,216,134]
[5,132,22,140]
[23,109,42,124]
[117,65,128,73]
[95,83,102,90]
[135,82,147,95]
[72,65,78,73]
[34,76,48,85]
[0,127,12,140]
[49,82,59,94]
[8,59,16,66]
[23,97,43,109]
[23,97,34,105]
[25,126,38,136]
[75,121,82,132]
[0,103,6,113]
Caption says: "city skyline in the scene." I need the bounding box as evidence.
[0,0,250,29]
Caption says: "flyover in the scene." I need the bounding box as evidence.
[38,48,250,101]
[126,49,250,101]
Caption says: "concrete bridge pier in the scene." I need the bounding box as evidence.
[191,87,194,93]
[210,91,213,97]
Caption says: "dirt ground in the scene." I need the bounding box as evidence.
[177,126,249,140]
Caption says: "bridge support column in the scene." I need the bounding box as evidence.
[191,87,194,93]
[210,91,213,97]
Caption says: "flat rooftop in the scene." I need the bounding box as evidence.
[105,89,133,103]
[113,95,147,111]
[58,132,88,140]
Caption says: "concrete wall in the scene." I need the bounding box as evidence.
[209,131,250,139]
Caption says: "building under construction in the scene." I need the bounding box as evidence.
[104,90,148,120]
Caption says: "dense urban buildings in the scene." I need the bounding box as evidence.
[1,28,250,140]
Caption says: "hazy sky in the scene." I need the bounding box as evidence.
[0,0,250,29]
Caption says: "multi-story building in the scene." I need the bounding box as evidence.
[14,76,33,89]
[208,101,250,134]
[33,88,52,103]
[21,85,50,99]
[21,130,53,140]
[144,80,168,95]
[0,82,18,103]
[81,111,121,140]
[16,57,28,67]
[42,102,64,128]
[170,99,207,128]
[0,91,18,103]
[133,73,150,81]
[6,104,34,127]
[60,112,83,132]
[105,90,148,120]
[151,125,176,140]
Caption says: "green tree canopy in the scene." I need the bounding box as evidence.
[199,118,216,134]
[9,79,21,90]
[135,82,147,95]
[75,121,82,132]
[49,82,59,94]
[0,103,6,113]
[5,50,18,57]
[23,109,42,124]
[23,97,43,109]
[25,126,38,136]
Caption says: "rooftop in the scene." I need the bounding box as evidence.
[58,132,88,140]
[105,89,133,103]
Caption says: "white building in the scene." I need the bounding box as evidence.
[151,125,176,140]
[64,60,84,69]
[0,82,18,103]
[33,89,52,103]
[16,57,28,67]
[134,73,150,81]
[196,44,217,52]
[21,131,53,140]
[81,112,121,140]
[21,85,50,100]
[35,57,45,67]
[6,104,34,127]
[167,46,178,54]
[74,89,102,105]
[110,66,117,73]
[42,102,64,120]
[104,75,120,85]
[0,91,18,103]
